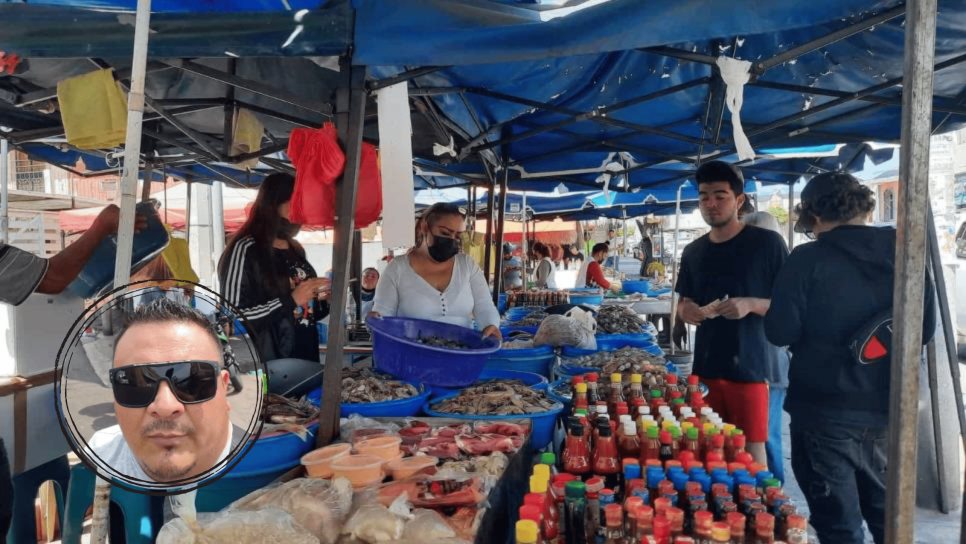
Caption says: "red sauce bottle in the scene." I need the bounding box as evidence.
[563,423,591,476]
[641,425,662,464]
[592,422,621,487]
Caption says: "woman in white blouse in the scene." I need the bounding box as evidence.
[370,203,502,340]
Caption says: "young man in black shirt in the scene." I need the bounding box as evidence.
[675,161,788,464]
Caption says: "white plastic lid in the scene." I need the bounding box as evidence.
[638,406,651,415]
[619,414,633,424]
[623,421,638,436]
[596,405,608,414]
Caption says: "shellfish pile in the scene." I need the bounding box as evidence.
[431,381,556,415]
[595,305,648,334]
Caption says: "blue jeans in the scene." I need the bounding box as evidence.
[790,422,887,544]
[766,386,786,483]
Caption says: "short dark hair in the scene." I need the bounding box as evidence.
[592,242,609,256]
[115,298,221,359]
[799,172,875,225]
[695,160,744,196]
[532,241,551,259]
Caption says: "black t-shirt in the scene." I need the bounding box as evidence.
[274,248,328,361]
[675,225,788,384]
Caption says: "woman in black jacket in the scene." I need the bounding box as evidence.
[218,173,330,362]
[764,172,935,544]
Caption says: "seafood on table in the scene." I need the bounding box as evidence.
[261,394,319,437]
[417,335,471,350]
[506,310,548,327]
[341,367,420,403]
[595,304,648,334]
[430,381,556,415]
[563,346,666,377]
[501,338,535,349]
[439,451,509,478]
[506,290,569,308]
[398,420,528,459]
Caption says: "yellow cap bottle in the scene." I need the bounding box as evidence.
[611,373,622,383]
[575,382,588,393]
[532,464,550,482]
[631,373,643,384]
[529,475,548,494]
[723,423,736,436]
[516,520,539,544]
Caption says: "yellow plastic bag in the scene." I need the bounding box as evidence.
[57,68,127,149]
[231,107,264,169]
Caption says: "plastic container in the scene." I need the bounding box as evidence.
[547,377,573,412]
[67,201,170,299]
[385,455,439,480]
[305,384,430,418]
[498,293,508,314]
[500,325,540,337]
[595,333,660,352]
[354,435,402,461]
[231,422,318,475]
[301,443,352,478]
[330,454,386,488]
[485,344,555,377]
[423,393,564,450]
[621,279,651,294]
[428,368,550,398]
[567,288,604,306]
[367,316,500,387]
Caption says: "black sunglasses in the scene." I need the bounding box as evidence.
[109,360,221,408]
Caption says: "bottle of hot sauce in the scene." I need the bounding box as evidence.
[572,382,589,417]
[732,434,755,467]
[607,373,625,418]
[706,433,726,464]
[618,420,641,461]
[641,425,662,464]
[586,372,601,405]
[629,373,645,402]
[593,422,621,489]
[563,423,591,476]
[659,430,675,465]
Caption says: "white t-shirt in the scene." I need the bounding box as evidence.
[89,423,233,483]
[372,254,501,330]
[536,257,557,289]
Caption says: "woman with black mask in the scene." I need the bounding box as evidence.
[370,203,501,340]
[218,172,330,362]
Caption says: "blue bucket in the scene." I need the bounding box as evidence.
[498,293,508,314]
[500,325,540,337]
[504,307,534,321]
[547,377,573,412]
[428,368,550,398]
[485,345,555,377]
[305,385,429,417]
[595,332,657,351]
[68,202,170,299]
[367,316,500,387]
[423,393,564,451]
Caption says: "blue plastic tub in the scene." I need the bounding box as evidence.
[485,344,555,377]
[567,288,604,306]
[428,368,549,398]
[504,307,535,321]
[231,422,318,475]
[367,316,500,387]
[498,293,508,314]
[622,279,651,294]
[500,325,540,337]
[423,392,564,450]
[596,332,658,351]
[305,384,430,417]
[547,377,573,412]
[195,463,292,512]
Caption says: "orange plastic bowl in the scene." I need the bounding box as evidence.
[330,454,386,488]
[353,435,402,461]
[384,455,438,480]
[300,443,352,478]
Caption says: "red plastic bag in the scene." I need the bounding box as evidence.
[286,122,383,228]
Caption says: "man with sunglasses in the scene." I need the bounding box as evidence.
[88,299,233,485]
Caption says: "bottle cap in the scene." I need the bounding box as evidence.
[624,463,642,480]
[652,515,671,538]
[666,506,684,527]
[619,414,633,424]
[575,382,588,393]
[571,423,585,437]
[515,520,539,543]
[624,496,644,513]
[598,424,613,437]
[667,374,678,384]
[787,514,808,530]
[755,512,776,531]
[623,420,638,437]
[571,375,585,385]
[710,522,731,541]
[694,510,713,531]
[686,426,700,440]
[677,450,696,465]
[532,464,551,481]
[565,480,586,499]
[671,472,690,491]
[688,374,700,385]
[670,426,682,439]
[638,406,651,415]
[610,372,622,383]
[631,373,643,383]
[726,512,746,535]
[586,372,599,382]
[596,405,608,414]
[732,434,746,448]
[651,389,663,398]
[660,430,672,444]
[529,474,547,494]
[523,492,545,507]
[711,433,725,447]
[636,504,654,524]
[519,504,542,523]
[763,478,782,490]
[603,503,623,528]
[653,496,672,516]
[616,404,630,416]
[647,426,659,438]
[540,452,556,466]
[723,423,736,435]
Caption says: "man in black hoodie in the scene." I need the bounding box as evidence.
[765,172,936,544]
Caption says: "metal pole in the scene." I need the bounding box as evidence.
[492,170,509,304]
[211,180,225,289]
[885,0,938,541]
[483,185,496,283]
[351,230,362,323]
[668,183,684,355]
[1,138,8,244]
[787,182,795,249]
[317,59,367,447]
[96,0,151,540]
[522,191,528,285]
[140,162,153,202]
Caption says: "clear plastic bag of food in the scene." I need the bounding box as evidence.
[340,414,402,443]
[157,508,318,544]
[341,493,411,543]
[533,314,597,349]
[402,509,460,540]
[229,477,354,544]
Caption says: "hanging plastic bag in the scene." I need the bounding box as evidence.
[533,314,597,349]
[355,142,383,228]
[287,123,345,226]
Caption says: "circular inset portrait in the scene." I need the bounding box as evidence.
[55,280,264,494]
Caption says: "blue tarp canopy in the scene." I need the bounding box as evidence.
[0,1,961,195]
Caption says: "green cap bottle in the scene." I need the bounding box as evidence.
[565,480,586,499]
[540,452,557,466]
[687,427,699,440]
[647,426,660,439]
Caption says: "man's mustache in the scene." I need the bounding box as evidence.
[141,419,194,437]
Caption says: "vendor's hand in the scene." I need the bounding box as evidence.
[292,277,329,307]
[92,204,148,237]
[672,319,688,349]
[678,299,706,326]
[482,325,502,342]
[717,297,758,320]
[313,278,332,301]
[367,311,382,320]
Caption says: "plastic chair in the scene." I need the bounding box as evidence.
[62,464,159,544]
[7,456,70,544]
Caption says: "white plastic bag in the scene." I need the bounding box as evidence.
[157,508,318,544]
[341,493,411,543]
[533,314,597,349]
[229,477,354,544]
